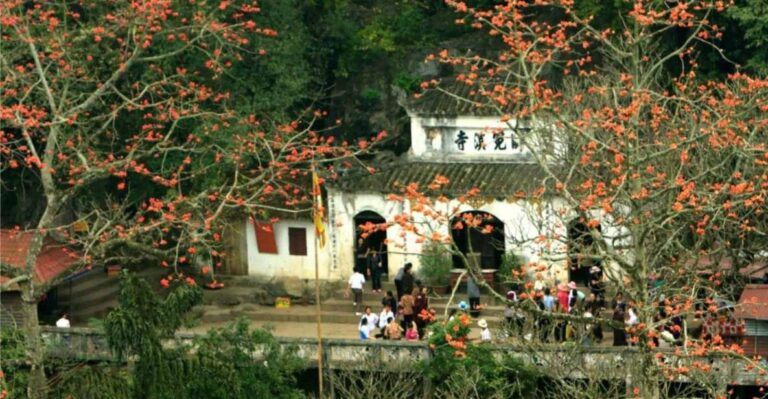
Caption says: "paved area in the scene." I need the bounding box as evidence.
[181,318,488,341]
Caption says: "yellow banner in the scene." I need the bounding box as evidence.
[313,170,326,248]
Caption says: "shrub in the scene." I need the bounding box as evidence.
[497,251,525,287]
[418,242,453,286]
[423,312,540,398]
[1,327,29,399]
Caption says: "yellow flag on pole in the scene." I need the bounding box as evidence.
[312,170,326,248]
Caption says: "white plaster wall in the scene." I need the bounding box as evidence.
[242,192,624,286]
[329,189,408,281]
[328,187,571,283]
[245,219,332,280]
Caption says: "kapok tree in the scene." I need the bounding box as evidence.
[379,0,768,397]
[0,2,376,398]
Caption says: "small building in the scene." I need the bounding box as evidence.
[0,229,81,327]
[735,284,768,357]
[0,229,166,326]
[228,88,620,285]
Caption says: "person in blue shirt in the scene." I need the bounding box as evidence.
[359,316,370,340]
[542,287,556,311]
[538,287,556,342]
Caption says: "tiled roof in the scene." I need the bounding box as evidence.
[736,284,768,321]
[409,84,509,117]
[691,256,768,279]
[0,229,81,290]
[334,161,553,196]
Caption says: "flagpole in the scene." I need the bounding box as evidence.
[312,164,325,398]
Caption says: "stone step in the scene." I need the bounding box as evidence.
[202,286,271,307]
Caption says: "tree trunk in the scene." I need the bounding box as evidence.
[21,282,48,399]
[627,349,660,399]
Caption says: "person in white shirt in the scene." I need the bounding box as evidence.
[362,306,378,336]
[626,306,639,346]
[347,268,366,315]
[55,313,70,328]
[377,304,394,338]
[478,319,492,342]
[626,307,638,326]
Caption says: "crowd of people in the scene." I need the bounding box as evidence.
[349,261,495,342]
[355,286,438,341]
[348,260,737,348]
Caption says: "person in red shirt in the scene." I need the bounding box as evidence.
[557,282,570,312]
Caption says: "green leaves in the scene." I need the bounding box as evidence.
[727,0,768,74]
[98,272,303,399]
[104,271,202,360]
[418,242,453,287]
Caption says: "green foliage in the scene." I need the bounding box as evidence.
[360,89,383,109]
[1,328,29,399]
[104,271,203,360]
[497,251,525,285]
[418,242,453,286]
[49,365,134,399]
[423,313,539,397]
[356,20,397,53]
[393,72,421,92]
[727,0,768,74]
[92,272,304,399]
[184,319,305,399]
[424,312,473,380]
[224,0,317,118]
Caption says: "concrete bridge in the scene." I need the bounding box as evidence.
[37,326,765,388]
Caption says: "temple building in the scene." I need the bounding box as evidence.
[228,89,605,285]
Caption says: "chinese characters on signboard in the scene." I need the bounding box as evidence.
[452,128,525,154]
[455,130,468,150]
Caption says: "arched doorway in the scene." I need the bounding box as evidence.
[450,211,505,269]
[567,219,601,285]
[353,210,388,275]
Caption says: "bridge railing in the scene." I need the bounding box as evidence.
[36,326,758,385]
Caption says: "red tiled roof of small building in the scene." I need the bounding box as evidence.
[690,256,767,280]
[735,284,768,321]
[0,229,81,290]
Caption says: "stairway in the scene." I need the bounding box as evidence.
[194,278,509,335]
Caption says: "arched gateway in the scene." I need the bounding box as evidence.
[353,210,388,275]
[449,211,505,269]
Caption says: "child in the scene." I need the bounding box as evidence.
[359,317,370,340]
[377,305,394,339]
[405,321,419,341]
[479,319,492,342]
[385,317,403,340]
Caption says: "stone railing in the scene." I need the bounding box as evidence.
[37,326,761,386]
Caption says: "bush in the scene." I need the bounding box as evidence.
[185,320,304,399]
[97,271,304,399]
[1,328,29,399]
[418,242,452,287]
[497,251,525,287]
[423,312,540,398]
